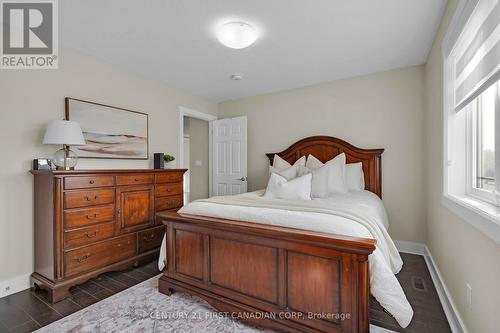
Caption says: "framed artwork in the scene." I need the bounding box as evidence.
[65,98,149,159]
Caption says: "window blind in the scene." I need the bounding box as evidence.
[453,0,500,112]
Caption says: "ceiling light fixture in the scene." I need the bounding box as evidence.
[217,21,258,49]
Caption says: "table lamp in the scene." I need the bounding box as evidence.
[42,120,86,170]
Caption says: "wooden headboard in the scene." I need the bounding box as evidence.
[266,136,384,198]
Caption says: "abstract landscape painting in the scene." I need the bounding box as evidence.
[65,98,148,159]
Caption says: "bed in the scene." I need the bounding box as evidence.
[156,136,412,333]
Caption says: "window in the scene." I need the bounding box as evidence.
[442,0,500,243]
[467,82,499,203]
[444,0,500,201]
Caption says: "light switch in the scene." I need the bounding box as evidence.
[195,160,202,166]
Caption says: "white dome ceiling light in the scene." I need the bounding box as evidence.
[217,21,258,49]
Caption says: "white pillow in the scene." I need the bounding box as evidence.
[297,165,329,198]
[269,165,298,180]
[305,153,348,194]
[305,154,324,170]
[264,173,312,200]
[273,155,306,170]
[345,162,365,191]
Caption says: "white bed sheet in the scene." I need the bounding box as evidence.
[158,190,413,328]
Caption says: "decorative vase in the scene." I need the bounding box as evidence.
[164,161,176,169]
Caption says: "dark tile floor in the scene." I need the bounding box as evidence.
[0,261,160,333]
[0,254,451,333]
[370,253,452,333]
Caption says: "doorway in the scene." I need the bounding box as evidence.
[179,107,217,203]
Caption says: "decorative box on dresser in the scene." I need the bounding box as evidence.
[30,169,187,302]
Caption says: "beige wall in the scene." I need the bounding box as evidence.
[185,117,209,201]
[219,66,426,243]
[0,47,217,282]
[424,1,500,332]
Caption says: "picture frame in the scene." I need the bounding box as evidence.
[33,158,54,170]
[65,98,149,160]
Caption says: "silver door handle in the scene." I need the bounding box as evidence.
[237,177,247,181]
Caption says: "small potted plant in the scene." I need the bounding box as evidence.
[163,154,176,169]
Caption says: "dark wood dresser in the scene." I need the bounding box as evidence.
[30,169,187,302]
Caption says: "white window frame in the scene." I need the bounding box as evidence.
[465,90,499,204]
[442,0,500,245]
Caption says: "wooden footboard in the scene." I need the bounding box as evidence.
[157,211,376,333]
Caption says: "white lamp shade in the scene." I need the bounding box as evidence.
[43,120,86,146]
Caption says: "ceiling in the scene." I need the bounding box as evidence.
[60,0,447,101]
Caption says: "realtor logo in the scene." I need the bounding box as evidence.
[1,0,58,69]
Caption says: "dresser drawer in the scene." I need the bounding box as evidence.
[156,182,183,197]
[64,188,115,209]
[138,226,165,253]
[156,195,183,211]
[156,172,183,184]
[116,174,154,186]
[64,222,115,249]
[64,175,115,190]
[64,205,115,229]
[64,234,136,277]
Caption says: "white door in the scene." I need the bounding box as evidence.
[212,116,247,196]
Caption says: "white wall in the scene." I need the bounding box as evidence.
[424,1,500,332]
[219,66,426,243]
[0,47,217,283]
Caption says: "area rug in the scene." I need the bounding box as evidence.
[35,276,396,333]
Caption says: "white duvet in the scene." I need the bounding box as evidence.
[159,190,413,328]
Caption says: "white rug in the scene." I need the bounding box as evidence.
[36,276,397,333]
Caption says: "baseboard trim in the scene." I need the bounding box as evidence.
[394,240,426,255]
[0,274,31,299]
[423,246,468,333]
[395,240,468,333]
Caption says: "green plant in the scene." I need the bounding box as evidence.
[163,154,175,163]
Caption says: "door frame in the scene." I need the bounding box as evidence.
[178,106,217,197]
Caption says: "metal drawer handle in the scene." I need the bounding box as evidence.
[134,178,140,181]
[85,229,99,238]
[85,195,98,201]
[89,180,95,184]
[85,213,100,219]
[116,240,132,248]
[143,234,156,243]
[73,253,91,263]
[166,188,172,192]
